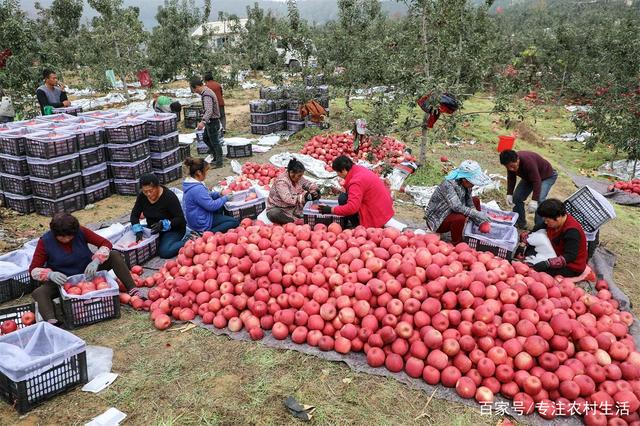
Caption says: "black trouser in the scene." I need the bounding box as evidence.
[219,106,226,131]
[32,251,135,321]
[267,207,296,224]
[203,118,223,165]
[338,192,360,229]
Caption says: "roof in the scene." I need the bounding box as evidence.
[191,19,248,37]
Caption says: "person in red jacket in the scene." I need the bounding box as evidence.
[29,213,141,324]
[318,155,394,228]
[526,199,588,277]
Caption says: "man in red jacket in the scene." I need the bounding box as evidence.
[318,156,394,228]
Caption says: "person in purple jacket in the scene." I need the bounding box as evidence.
[499,150,558,228]
[182,157,240,233]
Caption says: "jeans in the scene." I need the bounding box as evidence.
[219,106,226,131]
[513,171,558,228]
[210,214,239,233]
[203,119,223,165]
[266,207,296,224]
[158,230,188,259]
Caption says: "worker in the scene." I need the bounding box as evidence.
[182,157,240,233]
[318,155,394,229]
[526,198,588,277]
[299,99,327,124]
[425,160,491,244]
[267,158,320,224]
[0,88,15,123]
[36,69,71,115]
[499,149,558,229]
[190,77,222,168]
[29,213,141,325]
[204,72,226,131]
[151,93,182,119]
[131,174,188,259]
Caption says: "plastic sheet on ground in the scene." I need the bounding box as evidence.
[565,105,591,113]
[225,137,255,146]
[252,145,272,153]
[85,346,114,382]
[241,82,259,90]
[547,132,592,143]
[597,159,639,182]
[257,135,281,146]
[270,152,337,179]
[404,175,504,208]
[569,173,640,206]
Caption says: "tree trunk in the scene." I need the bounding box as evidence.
[345,85,353,111]
[114,42,130,101]
[420,5,430,79]
[557,63,568,103]
[419,113,428,164]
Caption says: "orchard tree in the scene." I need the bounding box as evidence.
[232,4,280,71]
[35,0,83,71]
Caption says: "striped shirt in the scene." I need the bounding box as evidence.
[200,87,220,123]
[424,179,488,232]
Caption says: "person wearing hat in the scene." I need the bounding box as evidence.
[425,160,491,244]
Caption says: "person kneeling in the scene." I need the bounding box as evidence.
[266,158,319,225]
[30,213,140,325]
[182,157,240,233]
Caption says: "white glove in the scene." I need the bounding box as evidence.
[528,200,538,213]
[506,194,514,207]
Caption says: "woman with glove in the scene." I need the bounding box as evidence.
[29,213,140,325]
[267,158,319,224]
[130,173,187,258]
[425,160,491,244]
[182,157,240,233]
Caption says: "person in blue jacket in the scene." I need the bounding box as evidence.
[182,157,240,233]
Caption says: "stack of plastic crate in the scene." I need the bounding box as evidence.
[105,117,151,196]
[249,100,281,135]
[139,112,182,185]
[0,128,39,214]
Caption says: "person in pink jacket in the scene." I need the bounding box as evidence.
[318,155,394,228]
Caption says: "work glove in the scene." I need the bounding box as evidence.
[527,200,539,213]
[135,232,144,243]
[533,261,550,272]
[48,271,68,286]
[506,194,514,207]
[304,192,315,202]
[149,221,163,234]
[318,205,333,215]
[225,192,235,202]
[84,260,100,279]
[310,191,321,201]
[161,219,171,232]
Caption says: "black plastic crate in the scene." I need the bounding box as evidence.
[24,132,78,159]
[197,143,209,155]
[148,132,179,153]
[0,302,36,327]
[0,348,87,414]
[50,107,83,116]
[27,154,80,180]
[250,99,276,112]
[250,112,278,124]
[0,154,29,176]
[286,110,303,121]
[61,295,120,329]
[79,146,106,168]
[178,142,192,161]
[81,163,109,188]
[3,193,34,214]
[464,236,516,260]
[184,117,198,129]
[117,237,159,269]
[30,173,83,199]
[183,105,204,119]
[303,212,348,228]
[151,148,180,170]
[84,181,112,204]
[106,139,150,162]
[224,200,266,221]
[226,144,252,159]
[463,221,518,260]
[565,187,615,233]
[251,123,276,135]
[61,125,103,150]
[0,174,31,195]
[109,158,152,181]
[140,113,178,136]
[113,179,140,196]
[105,120,148,144]
[33,192,86,216]
[0,129,33,156]
[0,272,35,304]
[286,121,306,133]
[154,164,182,185]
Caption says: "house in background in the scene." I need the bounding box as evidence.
[191,19,249,49]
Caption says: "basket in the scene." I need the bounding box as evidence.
[0,303,36,328]
[251,122,282,135]
[223,188,266,221]
[78,146,106,168]
[178,142,192,161]
[3,193,34,214]
[60,125,103,150]
[463,221,518,260]
[59,272,121,329]
[250,112,278,124]
[109,157,152,181]
[286,121,306,133]
[112,179,140,196]
[106,139,150,162]
[303,200,347,227]
[184,118,198,129]
[226,143,252,159]
[251,99,277,112]
[286,110,303,122]
[84,181,112,204]
[139,112,178,136]
[154,163,182,184]
[0,154,29,176]
[39,113,80,124]
[33,192,86,216]
[24,131,78,159]
[81,163,109,188]
[150,147,181,170]
[183,105,204,119]
[275,109,287,121]
[0,174,31,195]
[0,323,87,413]
[196,142,209,155]
[497,135,516,152]
[114,228,160,268]
[0,128,39,156]
[105,119,148,144]
[148,131,179,153]
[27,154,80,179]
[30,173,83,199]
[481,205,519,226]
[564,186,616,233]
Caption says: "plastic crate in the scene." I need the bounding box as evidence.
[150,147,181,170]
[81,163,109,188]
[226,143,252,158]
[3,193,34,214]
[250,112,278,124]
[84,181,112,204]
[178,142,192,161]
[78,146,106,168]
[106,139,150,162]
[115,232,160,269]
[0,324,87,413]
[0,174,31,195]
[27,154,80,179]
[59,124,103,150]
[196,142,209,155]
[251,99,276,113]
[303,200,348,227]
[154,163,182,184]
[287,120,306,133]
[105,119,148,144]
[251,122,279,135]
[113,179,140,196]
[139,112,178,136]
[33,192,86,216]
[183,105,204,119]
[148,131,179,153]
[5,119,46,129]
[463,221,518,260]
[564,186,616,233]
[275,109,287,121]
[48,108,83,118]
[223,188,266,221]
[79,111,117,120]
[286,110,303,121]
[24,131,77,159]
[0,154,29,176]
[0,128,39,156]
[60,295,120,329]
[30,173,83,199]
[184,117,198,129]
[481,204,520,226]
[109,157,152,181]
[0,303,36,327]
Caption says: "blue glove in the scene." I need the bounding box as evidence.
[84,260,100,279]
[132,223,144,234]
[161,219,171,232]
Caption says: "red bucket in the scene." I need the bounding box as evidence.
[497,135,516,152]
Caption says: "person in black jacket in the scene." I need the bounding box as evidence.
[36,69,70,114]
[130,174,188,258]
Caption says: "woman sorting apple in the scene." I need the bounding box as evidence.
[266,158,320,224]
[29,212,141,325]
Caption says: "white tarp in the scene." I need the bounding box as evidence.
[270,152,337,179]
[598,159,639,181]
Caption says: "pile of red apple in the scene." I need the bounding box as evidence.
[63,275,112,296]
[608,179,640,197]
[124,220,640,424]
[301,133,408,171]
[0,311,36,335]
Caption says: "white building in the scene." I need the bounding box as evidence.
[191,19,249,48]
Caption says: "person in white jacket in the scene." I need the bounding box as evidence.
[0,88,15,123]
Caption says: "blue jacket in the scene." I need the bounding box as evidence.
[183,178,229,232]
